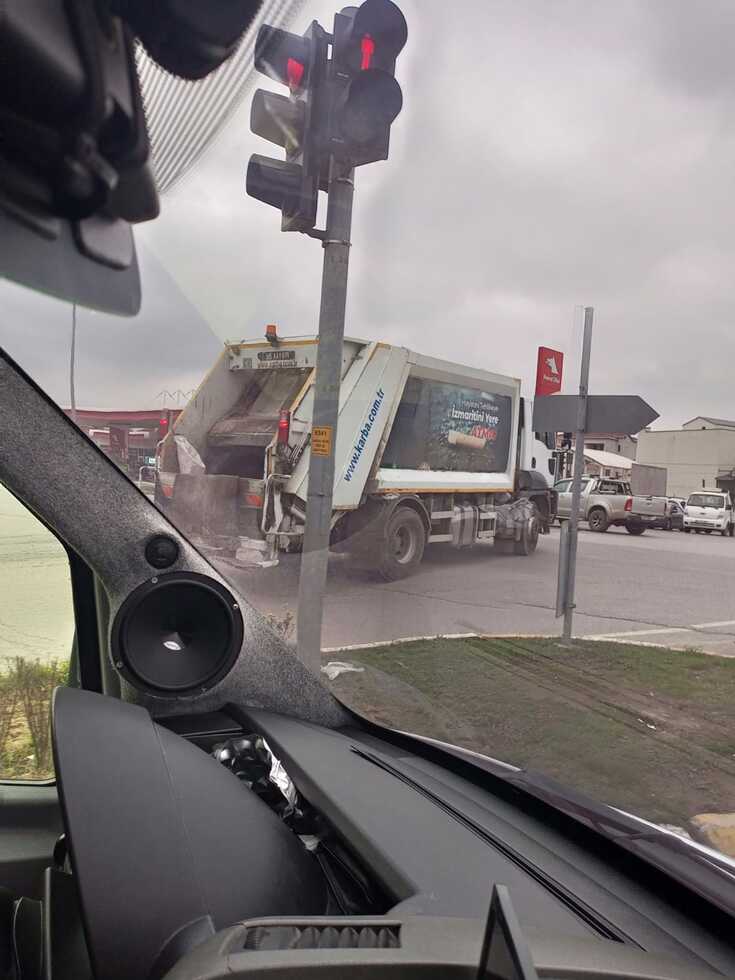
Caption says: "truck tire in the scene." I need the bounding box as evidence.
[626,523,646,536]
[514,505,540,555]
[377,507,426,581]
[587,507,609,533]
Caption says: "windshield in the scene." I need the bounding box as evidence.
[5,0,735,871]
[687,494,726,509]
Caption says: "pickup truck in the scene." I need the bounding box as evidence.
[554,476,665,534]
[683,489,735,536]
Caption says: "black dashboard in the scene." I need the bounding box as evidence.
[41,689,735,980]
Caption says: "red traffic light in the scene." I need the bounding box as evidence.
[254,26,311,91]
[360,35,375,70]
[337,0,407,73]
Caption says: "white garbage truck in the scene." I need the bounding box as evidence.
[156,335,557,578]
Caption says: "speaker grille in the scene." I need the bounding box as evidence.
[111,572,243,695]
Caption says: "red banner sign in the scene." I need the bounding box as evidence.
[535,346,564,397]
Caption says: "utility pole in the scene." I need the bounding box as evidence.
[562,306,594,640]
[296,159,355,672]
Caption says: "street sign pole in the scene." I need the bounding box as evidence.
[562,306,594,640]
[296,159,355,674]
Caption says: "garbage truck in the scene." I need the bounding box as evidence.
[155,334,557,578]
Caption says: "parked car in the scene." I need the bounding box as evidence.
[683,490,735,536]
[664,499,684,531]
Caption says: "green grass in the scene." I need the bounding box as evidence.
[325,637,735,827]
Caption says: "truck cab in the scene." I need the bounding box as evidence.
[684,490,735,536]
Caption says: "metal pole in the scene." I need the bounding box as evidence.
[70,303,78,426]
[296,158,355,674]
[562,306,594,640]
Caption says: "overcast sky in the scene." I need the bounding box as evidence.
[3,0,735,426]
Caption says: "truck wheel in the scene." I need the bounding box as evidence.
[377,508,426,581]
[721,526,730,537]
[514,507,540,555]
[587,508,609,533]
[626,523,646,536]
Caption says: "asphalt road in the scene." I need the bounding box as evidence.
[219,526,735,656]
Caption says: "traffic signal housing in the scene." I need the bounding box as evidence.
[246,22,327,232]
[158,413,171,442]
[246,0,408,230]
[329,0,407,167]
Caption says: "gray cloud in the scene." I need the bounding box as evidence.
[3,0,735,427]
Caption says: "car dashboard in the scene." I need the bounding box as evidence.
[14,688,730,980]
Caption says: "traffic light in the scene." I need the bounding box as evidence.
[246,22,328,231]
[329,0,407,167]
[245,0,407,231]
[158,413,171,442]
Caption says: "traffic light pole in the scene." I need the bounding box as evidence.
[296,158,355,674]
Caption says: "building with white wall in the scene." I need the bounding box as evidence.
[636,426,735,498]
[583,448,633,480]
[583,433,637,459]
[682,416,735,432]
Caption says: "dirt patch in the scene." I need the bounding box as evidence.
[324,637,735,827]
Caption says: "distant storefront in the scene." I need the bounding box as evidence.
[64,409,181,478]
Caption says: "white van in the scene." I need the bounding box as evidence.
[683,489,734,536]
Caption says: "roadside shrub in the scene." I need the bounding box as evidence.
[0,657,69,779]
[0,672,18,761]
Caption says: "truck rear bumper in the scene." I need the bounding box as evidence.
[629,514,667,528]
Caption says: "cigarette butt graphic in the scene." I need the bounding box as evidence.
[448,429,486,451]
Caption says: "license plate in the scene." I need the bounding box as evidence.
[257,349,296,363]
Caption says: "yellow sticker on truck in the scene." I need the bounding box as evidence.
[311,426,333,456]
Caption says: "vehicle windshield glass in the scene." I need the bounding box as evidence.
[688,495,726,509]
[5,0,735,870]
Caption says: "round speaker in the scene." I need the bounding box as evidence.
[111,572,243,696]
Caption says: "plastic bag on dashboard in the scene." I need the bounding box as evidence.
[212,735,300,821]
[212,734,388,915]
